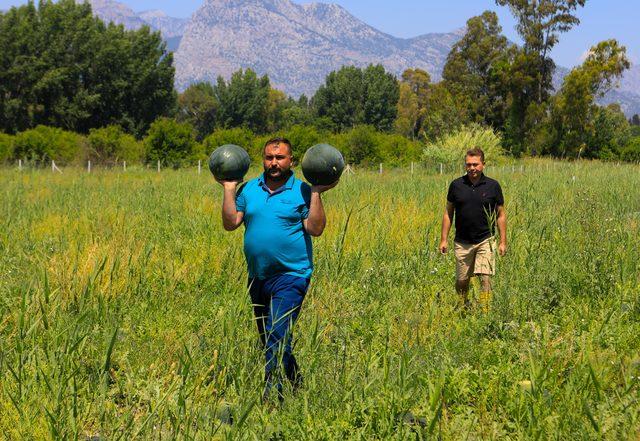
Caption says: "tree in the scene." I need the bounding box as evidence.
[280,95,314,128]
[266,89,289,133]
[496,0,587,152]
[362,64,400,132]
[442,11,511,129]
[395,69,430,139]
[630,114,640,126]
[421,82,469,142]
[549,39,630,157]
[214,69,270,133]
[587,104,631,159]
[0,0,176,136]
[177,82,218,141]
[313,64,399,132]
[496,0,587,103]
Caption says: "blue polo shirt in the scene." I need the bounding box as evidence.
[235,172,313,280]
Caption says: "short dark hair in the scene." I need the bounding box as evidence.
[465,148,485,163]
[264,137,292,155]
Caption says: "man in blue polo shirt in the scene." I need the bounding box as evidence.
[216,137,337,399]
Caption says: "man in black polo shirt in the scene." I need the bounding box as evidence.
[439,148,507,312]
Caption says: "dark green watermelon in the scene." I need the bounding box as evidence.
[208,144,251,181]
[301,143,345,185]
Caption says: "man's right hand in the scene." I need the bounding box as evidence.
[439,240,448,254]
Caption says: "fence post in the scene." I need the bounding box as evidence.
[379,163,383,175]
[439,163,443,175]
[52,160,55,172]
[157,160,161,172]
[18,159,22,171]
[198,160,202,175]
[88,161,91,173]
[520,165,523,173]
[123,161,126,171]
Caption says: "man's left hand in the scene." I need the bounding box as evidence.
[499,242,507,257]
[311,180,339,193]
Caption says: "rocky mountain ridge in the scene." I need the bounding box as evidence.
[174,0,465,96]
[87,0,188,49]
[33,0,640,116]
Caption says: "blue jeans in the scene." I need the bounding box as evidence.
[248,274,310,394]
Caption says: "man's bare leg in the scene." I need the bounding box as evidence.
[456,278,471,309]
[479,274,492,313]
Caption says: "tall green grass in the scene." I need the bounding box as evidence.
[0,160,639,439]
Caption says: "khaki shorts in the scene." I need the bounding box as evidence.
[454,238,496,280]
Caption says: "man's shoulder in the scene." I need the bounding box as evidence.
[292,176,311,189]
[482,175,502,187]
[236,176,261,199]
[243,175,263,189]
[291,175,312,202]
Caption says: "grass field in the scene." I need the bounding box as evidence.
[1,160,639,439]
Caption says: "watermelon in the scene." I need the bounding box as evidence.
[208,144,251,181]
[301,143,345,185]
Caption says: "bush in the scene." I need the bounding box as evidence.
[13,126,83,164]
[88,125,144,164]
[203,127,255,160]
[422,124,505,167]
[376,133,422,166]
[0,133,14,163]
[145,118,201,168]
[620,137,640,162]
[283,125,324,161]
[333,125,381,165]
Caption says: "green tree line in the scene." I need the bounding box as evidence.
[2,0,640,166]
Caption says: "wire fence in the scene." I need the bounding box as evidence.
[4,158,640,177]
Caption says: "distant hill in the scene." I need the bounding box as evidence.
[174,0,463,96]
[78,0,640,116]
[87,0,188,42]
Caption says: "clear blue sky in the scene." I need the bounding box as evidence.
[1,0,637,67]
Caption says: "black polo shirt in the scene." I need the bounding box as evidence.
[447,174,504,244]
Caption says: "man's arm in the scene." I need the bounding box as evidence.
[496,205,507,256]
[439,202,455,253]
[217,180,244,231]
[303,182,338,237]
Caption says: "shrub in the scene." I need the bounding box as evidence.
[283,125,324,161]
[0,133,14,163]
[145,118,201,168]
[88,125,144,164]
[376,133,422,166]
[620,137,640,162]
[203,127,255,160]
[333,125,381,165]
[422,124,505,167]
[13,126,82,164]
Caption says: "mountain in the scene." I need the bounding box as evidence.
[137,9,189,38]
[174,0,463,96]
[88,0,146,30]
[80,0,640,116]
[87,0,188,50]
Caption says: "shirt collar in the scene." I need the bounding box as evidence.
[463,173,486,186]
[258,171,295,194]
